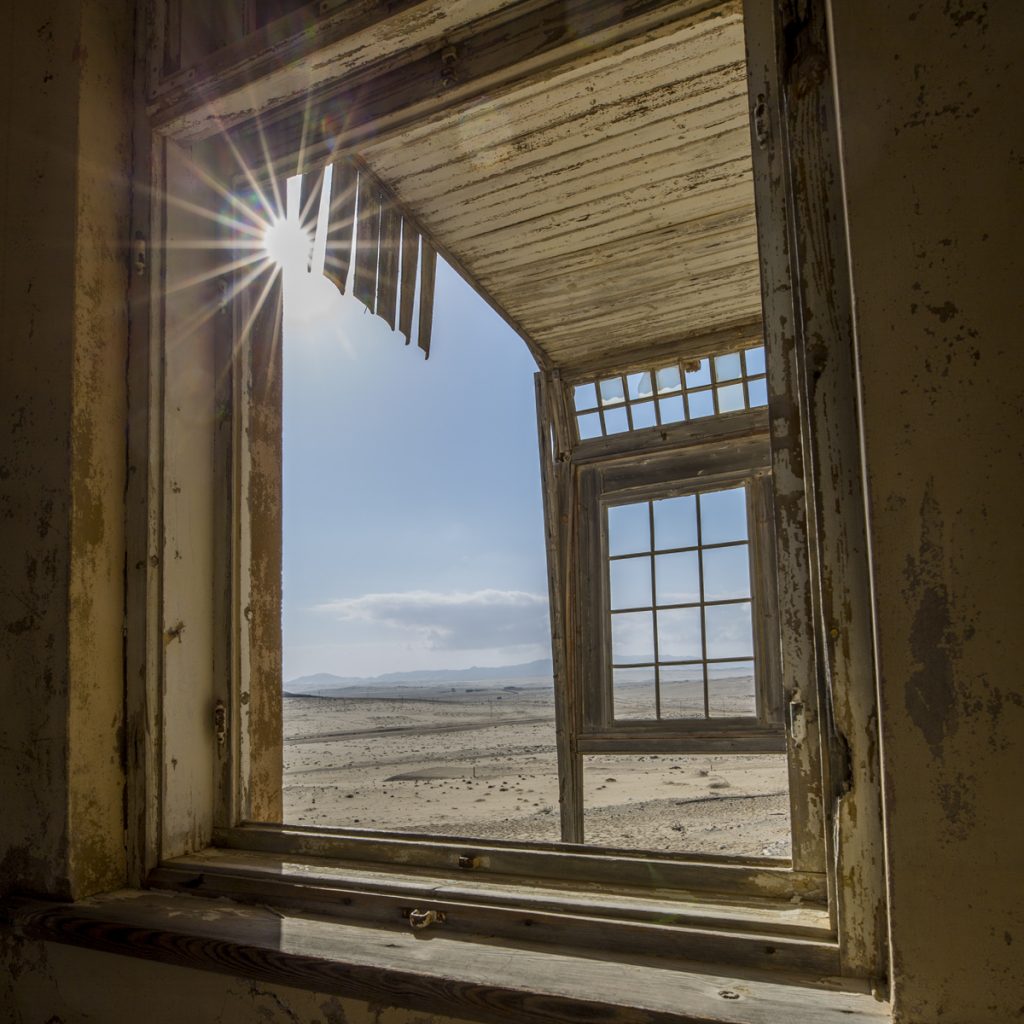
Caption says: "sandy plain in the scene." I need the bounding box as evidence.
[283,677,792,857]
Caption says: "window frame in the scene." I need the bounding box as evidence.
[126,0,888,990]
[582,462,784,748]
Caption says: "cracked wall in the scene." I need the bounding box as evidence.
[830,1,1024,1020]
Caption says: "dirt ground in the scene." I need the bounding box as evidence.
[283,681,792,857]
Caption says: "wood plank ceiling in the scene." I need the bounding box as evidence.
[357,0,761,372]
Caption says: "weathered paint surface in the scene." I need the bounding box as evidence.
[829,1,1024,1020]
[360,2,761,369]
[0,0,132,900]
[0,933,479,1024]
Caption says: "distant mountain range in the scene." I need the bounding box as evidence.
[285,658,554,690]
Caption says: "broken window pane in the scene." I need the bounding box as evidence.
[599,376,625,405]
[656,365,681,394]
[627,371,653,400]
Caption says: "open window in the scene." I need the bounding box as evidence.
[130,0,887,996]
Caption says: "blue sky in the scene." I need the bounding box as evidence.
[278,176,549,681]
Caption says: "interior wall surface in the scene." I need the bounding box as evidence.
[0,0,133,900]
[0,935,479,1024]
[828,2,1024,1021]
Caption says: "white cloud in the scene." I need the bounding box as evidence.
[314,589,550,651]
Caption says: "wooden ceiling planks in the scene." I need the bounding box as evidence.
[357,1,761,371]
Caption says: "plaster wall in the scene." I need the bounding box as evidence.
[0,0,131,900]
[828,2,1024,1021]
[0,934,476,1024]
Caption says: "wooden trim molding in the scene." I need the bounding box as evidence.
[12,889,888,1024]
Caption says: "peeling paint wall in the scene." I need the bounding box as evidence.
[0,935,477,1024]
[829,2,1024,1020]
[0,0,131,900]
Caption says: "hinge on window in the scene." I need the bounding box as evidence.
[405,908,446,930]
[213,700,228,752]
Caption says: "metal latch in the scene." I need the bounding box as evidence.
[406,908,446,930]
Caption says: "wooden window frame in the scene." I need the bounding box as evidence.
[580,458,784,749]
[124,0,888,992]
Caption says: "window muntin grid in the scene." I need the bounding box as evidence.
[574,345,768,441]
[605,484,756,722]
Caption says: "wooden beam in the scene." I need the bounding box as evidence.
[226,0,740,177]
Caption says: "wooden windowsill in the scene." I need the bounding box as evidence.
[12,888,889,1024]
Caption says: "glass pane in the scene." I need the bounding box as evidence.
[655,551,700,605]
[747,377,768,407]
[699,486,748,544]
[687,390,714,419]
[716,383,745,413]
[611,611,655,664]
[608,501,650,556]
[708,661,756,718]
[657,607,702,662]
[577,412,602,440]
[574,382,597,410]
[603,405,629,434]
[582,752,792,855]
[652,494,697,550]
[684,357,710,387]
[658,393,685,423]
[714,352,742,382]
[743,346,766,375]
[702,544,751,600]
[630,399,656,429]
[612,667,658,720]
[627,371,653,400]
[655,365,681,394]
[599,376,625,405]
[659,665,705,718]
[705,602,754,659]
[610,556,652,610]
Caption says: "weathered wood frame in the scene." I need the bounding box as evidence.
[126,0,886,989]
[536,363,822,861]
[585,466,782,745]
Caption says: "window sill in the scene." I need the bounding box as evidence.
[11,885,887,1024]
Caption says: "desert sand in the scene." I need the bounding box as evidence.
[283,677,792,858]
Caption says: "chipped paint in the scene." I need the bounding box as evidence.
[831,0,1024,1019]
